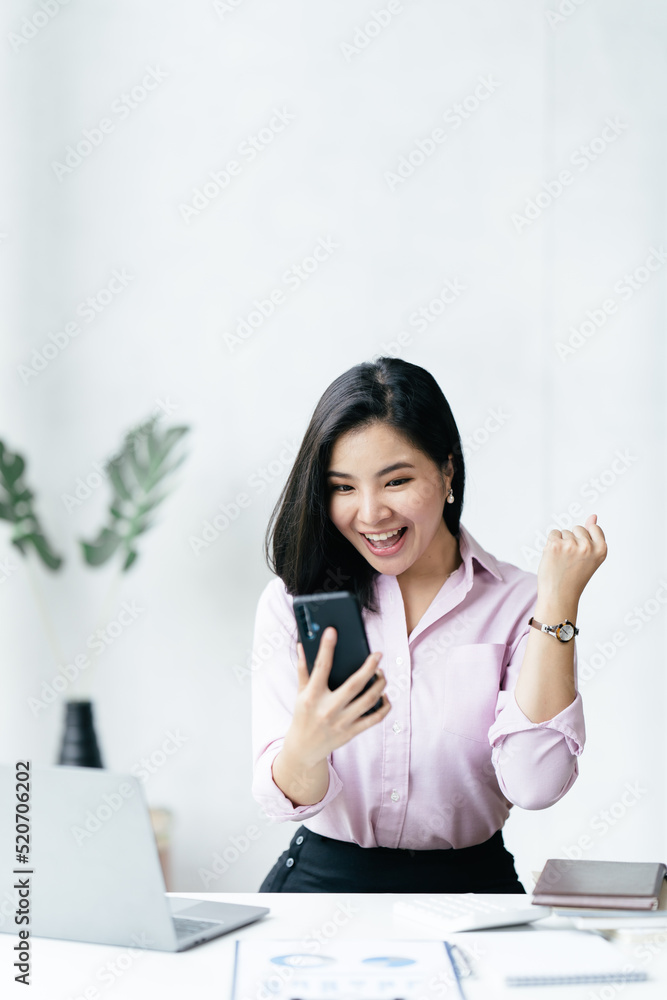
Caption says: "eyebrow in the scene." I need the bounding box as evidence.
[326,462,416,479]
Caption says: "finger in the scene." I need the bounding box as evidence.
[339,668,387,723]
[295,642,310,692]
[333,651,383,707]
[348,693,392,736]
[571,524,592,544]
[584,515,607,558]
[307,626,337,690]
[556,529,578,546]
[584,514,606,542]
[546,528,563,541]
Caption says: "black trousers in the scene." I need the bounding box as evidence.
[259,826,525,893]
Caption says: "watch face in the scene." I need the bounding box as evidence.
[558,623,574,642]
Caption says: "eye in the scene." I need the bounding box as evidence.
[387,478,411,487]
[330,484,352,493]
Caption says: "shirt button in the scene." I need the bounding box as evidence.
[391,790,400,802]
[286,857,295,867]
[396,656,403,666]
[295,835,304,845]
[392,722,402,734]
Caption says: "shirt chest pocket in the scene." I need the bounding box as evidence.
[440,643,507,742]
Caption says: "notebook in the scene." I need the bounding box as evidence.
[551,875,667,921]
[453,927,647,986]
[532,859,667,909]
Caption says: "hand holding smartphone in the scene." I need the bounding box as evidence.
[293,591,383,716]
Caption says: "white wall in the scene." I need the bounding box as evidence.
[0,0,665,892]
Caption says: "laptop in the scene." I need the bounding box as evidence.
[0,764,269,951]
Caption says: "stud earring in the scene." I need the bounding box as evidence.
[446,488,455,504]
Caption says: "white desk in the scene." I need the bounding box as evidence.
[3,892,667,999]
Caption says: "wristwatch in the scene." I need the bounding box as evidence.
[528,617,579,642]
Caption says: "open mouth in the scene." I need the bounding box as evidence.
[360,525,408,555]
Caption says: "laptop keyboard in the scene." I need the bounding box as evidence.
[173,916,220,940]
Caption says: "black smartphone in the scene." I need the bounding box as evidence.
[293,591,383,716]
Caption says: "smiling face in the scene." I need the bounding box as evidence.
[327,421,458,581]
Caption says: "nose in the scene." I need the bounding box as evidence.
[356,488,393,528]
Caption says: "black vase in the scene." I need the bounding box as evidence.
[58,700,104,768]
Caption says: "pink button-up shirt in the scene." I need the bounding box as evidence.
[250,524,585,849]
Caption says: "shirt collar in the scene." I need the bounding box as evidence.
[457,523,504,582]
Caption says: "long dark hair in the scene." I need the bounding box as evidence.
[263,357,465,613]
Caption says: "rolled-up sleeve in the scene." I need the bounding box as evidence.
[487,628,586,810]
[250,579,344,821]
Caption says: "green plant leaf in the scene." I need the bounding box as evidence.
[81,527,122,567]
[123,548,138,571]
[128,441,149,490]
[0,440,62,570]
[25,533,63,570]
[82,416,190,572]
[146,425,160,464]
[0,448,25,486]
[162,426,189,449]
[107,460,132,502]
[135,493,167,517]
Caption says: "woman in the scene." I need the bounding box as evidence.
[250,357,607,892]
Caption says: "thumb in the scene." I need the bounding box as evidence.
[585,513,598,529]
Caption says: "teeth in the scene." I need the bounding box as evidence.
[364,528,402,541]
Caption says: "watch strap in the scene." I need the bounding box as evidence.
[528,616,579,639]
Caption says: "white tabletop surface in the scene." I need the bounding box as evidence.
[3,892,667,999]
